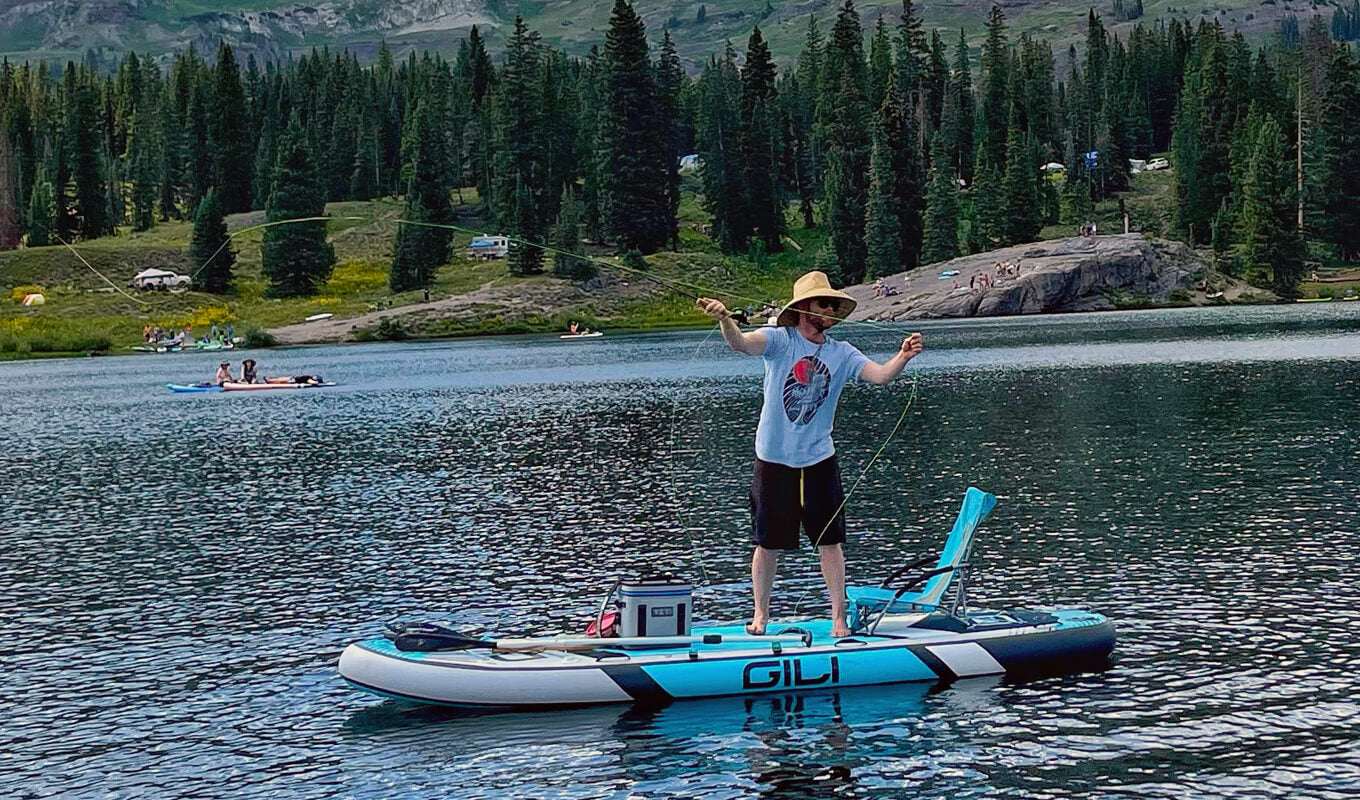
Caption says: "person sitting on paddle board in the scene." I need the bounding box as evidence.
[239,359,259,384]
[697,271,924,639]
[214,361,233,386]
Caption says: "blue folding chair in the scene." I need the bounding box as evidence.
[847,487,998,633]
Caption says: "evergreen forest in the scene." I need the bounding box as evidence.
[2,0,1359,302]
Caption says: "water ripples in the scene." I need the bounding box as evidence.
[2,305,1359,798]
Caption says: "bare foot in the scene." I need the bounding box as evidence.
[831,621,851,638]
[745,620,767,636]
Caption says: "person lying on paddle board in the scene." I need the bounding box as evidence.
[697,271,924,638]
[264,374,324,385]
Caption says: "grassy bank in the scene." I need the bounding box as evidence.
[0,195,526,357]
[2,169,1311,359]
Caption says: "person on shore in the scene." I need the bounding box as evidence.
[214,361,233,386]
[240,359,259,384]
[696,271,924,639]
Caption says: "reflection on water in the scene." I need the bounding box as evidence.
[2,303,1359,798]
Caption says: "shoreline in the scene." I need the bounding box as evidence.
[7,297,1358,364]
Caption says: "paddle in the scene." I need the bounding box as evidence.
[385,621,813,653]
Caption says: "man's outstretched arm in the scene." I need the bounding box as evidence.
[696,297,768,355]
[858,332,924,385]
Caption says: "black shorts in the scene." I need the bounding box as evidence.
[749,456,846,550]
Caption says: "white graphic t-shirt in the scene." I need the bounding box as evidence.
[755,326,870,467]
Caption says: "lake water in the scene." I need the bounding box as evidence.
[3,303,1359,799]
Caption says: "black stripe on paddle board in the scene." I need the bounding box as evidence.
[600,664,674,705]
[907,645,957,680]
[976,621,1116,675]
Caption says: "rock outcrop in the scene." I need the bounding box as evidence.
[846,234,1206,321]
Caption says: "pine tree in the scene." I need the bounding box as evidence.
[1003,113,1042,244]
[552,187,596,280]
[926,31,949,132]
[600,0,671,253]
[190,188,234,293]
[795,14,825,212]
[465,25,495,107]
[880,81,923,269]
[741,26,784,254]
[185,66,213,210]
[64,64,109,239]
[0,128,17,250]
[865,131,901,279]
[1321,46,1360,261]
[967,163,1005,252]
[945,29,975,181]
[819,0,872,284]
[978,6,1010,171]
[492,17,548,275]
[1238,116,1304,297]
[869,18,893,112]
[391,101,454,290]
[1171,25,1233,243]
[698,46,747,253]
[127,106,159,231]
[26,177,54,247]
[577,46,605,242]
[922,133,961,264]
[262,118,334,297]
[656,31,685,251]
[211,42,253,213]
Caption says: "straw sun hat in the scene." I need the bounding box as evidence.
[775,271,857,327]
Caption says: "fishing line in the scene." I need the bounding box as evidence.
[791,374,921,617]
[663,324,721,589]
[187,215,368,280]
[37,224,151,304]
[38,210,915,339]
[390,219,918,337]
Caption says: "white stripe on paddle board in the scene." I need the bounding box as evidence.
[925,642,1005,677]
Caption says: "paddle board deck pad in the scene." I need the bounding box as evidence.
[166,383,223,393]
[339,609,1114,709]
[220,382,336,391]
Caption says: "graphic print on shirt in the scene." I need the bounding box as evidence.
[782,356,831,424]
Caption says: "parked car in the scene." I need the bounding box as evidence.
[1146,157,1170,171]
[128,268,191,291]
[467,235,510,260]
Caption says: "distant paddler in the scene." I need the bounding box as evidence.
[697,271,924,638]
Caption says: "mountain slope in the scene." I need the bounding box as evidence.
[0,0,1310,68]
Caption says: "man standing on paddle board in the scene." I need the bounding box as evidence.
[698,271,923,638]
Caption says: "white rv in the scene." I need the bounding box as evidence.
[128,268,191,291]
[467,235,510,260]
